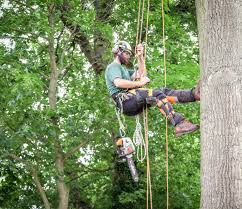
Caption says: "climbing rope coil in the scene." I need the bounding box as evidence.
[133,115,146,162]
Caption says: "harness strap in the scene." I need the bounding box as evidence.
[113,93,129,137]
[113,90,178,107]
[128,88,177,104]
[128,88,152,97]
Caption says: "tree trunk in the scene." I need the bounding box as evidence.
[196,0,242,208]
[55,141,70,209]
[48,3,70,209]
[31,168,51,209]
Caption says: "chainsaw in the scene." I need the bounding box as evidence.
[116,137,139,182]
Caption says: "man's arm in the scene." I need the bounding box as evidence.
[137,44,146,76]
[137,56,146,76]
[131,44,146,80]
[113,77,150,89]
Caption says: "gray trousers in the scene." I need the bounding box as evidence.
[114,87,195,125]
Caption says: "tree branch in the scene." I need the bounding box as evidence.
[58,29,76,73]
[59,0,112,74]
[93,0,114,61]
[64,139,90,159]
[31,169,51,209]
[68,164,114,183]
[7,153,51,209]
[59,63,72,81]
[55,26,65,64]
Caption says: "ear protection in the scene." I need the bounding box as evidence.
[112,42,122,54]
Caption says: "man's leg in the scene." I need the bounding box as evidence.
[118,89,199,137]
[162,87,196,103]
[193,80,201,101]
[151,89,199,136]
[152,89,184,125]
[117,94,144,116]
[161,80,201,103]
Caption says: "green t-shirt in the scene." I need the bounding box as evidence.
[105,61,134,96]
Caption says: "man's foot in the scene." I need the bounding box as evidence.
[193,80,201,101]
[175,120,199,137]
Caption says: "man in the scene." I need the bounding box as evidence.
[105,41,200,136]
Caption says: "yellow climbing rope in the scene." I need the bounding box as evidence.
[135,0,152,208]
[136,0,169,208]
[161,0,169,208]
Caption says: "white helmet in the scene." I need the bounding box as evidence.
[112,41,132,54]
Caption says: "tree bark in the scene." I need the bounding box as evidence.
[93,0,115,63]
[196,0,242,208]
[55,141,70,209]
[48,3,59,109]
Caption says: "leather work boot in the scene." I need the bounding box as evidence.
[175,120,199,137]
[193,80,201,101]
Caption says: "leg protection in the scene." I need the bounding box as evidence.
[146,96,157,105]
[157,98,176,126]
[137,88,177,125]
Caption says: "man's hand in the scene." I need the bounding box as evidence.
[136,43,144,57]
[135,43,146,77]
[113,77,149,89]
[139,76,150,86]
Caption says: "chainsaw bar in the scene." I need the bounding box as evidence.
[126,154,139,182]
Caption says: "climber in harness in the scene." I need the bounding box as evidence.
[105,41,200,137]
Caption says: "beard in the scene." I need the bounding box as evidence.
[118,53,129,65]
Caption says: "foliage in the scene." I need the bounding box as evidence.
[0,0,200,209]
